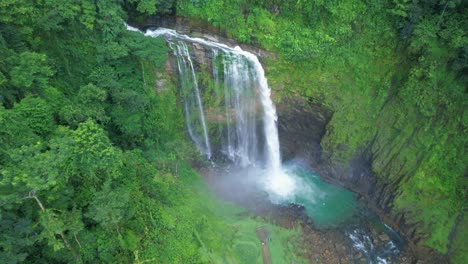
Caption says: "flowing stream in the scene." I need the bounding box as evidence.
[127,25,405,263]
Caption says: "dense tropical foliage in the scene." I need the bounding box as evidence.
[0,1,236,262]
[0,0,466,263]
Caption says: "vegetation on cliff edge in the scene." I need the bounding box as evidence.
[177,0,467,261]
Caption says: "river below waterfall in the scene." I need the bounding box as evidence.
[203,160,407,264]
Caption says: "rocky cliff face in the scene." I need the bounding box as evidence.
[276,97,380,196]
[276,96,450,263]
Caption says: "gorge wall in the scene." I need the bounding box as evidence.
[139,15,465,264]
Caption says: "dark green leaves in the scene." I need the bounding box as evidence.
[86,182,130,229]
[9,52,54,96]
[14,97,54,136]
[71,120,123,180]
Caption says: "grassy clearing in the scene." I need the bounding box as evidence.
[189,175,306,264]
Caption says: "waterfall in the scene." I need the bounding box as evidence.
[128,25,296,200]
[215,51,259,167]
[168,41,212,159]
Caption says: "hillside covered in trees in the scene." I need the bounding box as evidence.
[0,0,466,263]
[0,1,236,262]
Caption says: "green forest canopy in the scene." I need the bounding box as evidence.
[0,0,466,263]
[0,0,230,262]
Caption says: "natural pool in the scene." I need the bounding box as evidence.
[279,161,358,228]
[279,161,405,264]
[205,160,405,263]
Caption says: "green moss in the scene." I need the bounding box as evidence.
[184,171,306,264]
[212,204,305,263]
[233,240,261,263]
[395,168,462,253]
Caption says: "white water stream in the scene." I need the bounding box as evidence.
[169,41,212,159]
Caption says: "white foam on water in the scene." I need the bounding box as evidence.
[265,170,297,201]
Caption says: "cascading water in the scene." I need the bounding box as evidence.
[213,50,259,167]
[168,40,212,159]
[132,26,296,199]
